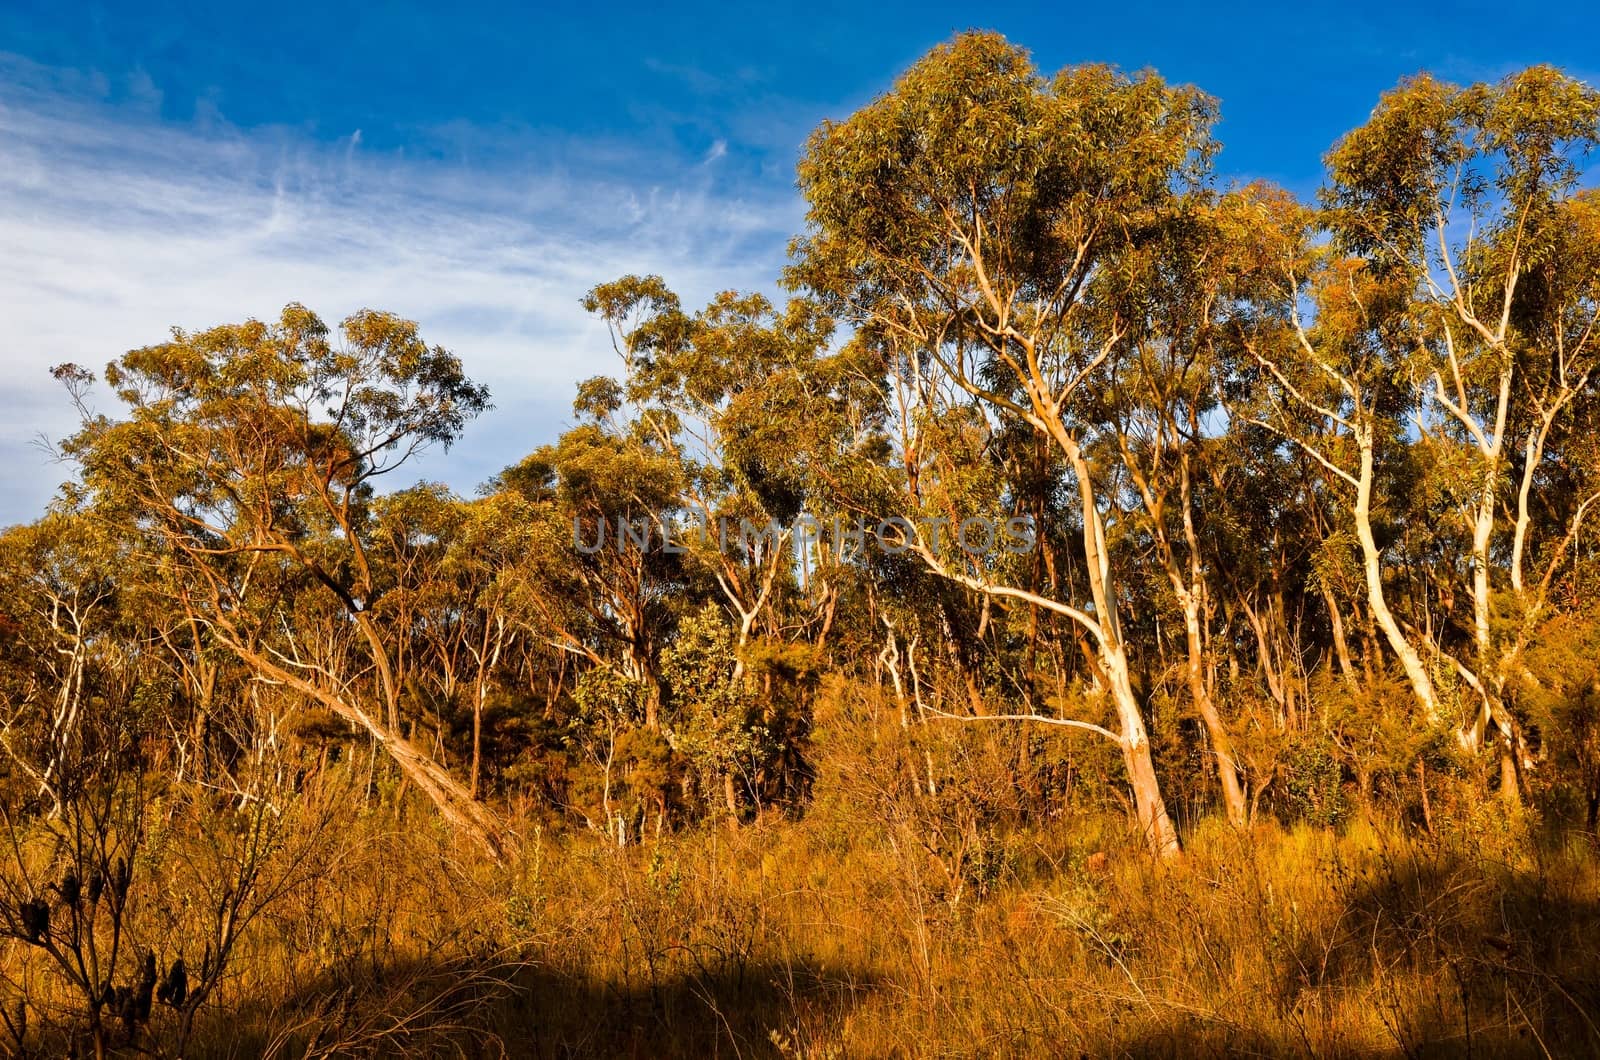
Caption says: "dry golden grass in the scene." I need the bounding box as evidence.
[5,720,1598,1057]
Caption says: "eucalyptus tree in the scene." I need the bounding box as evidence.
[369,485,534,796]
[1224,183,1444,731]
[498,395,690,731]
[790,32,1218,857]
[1091,196,1276,825]
[1248,68,1600,767]
[444,492,539,796]
[370,484,470,732]
[0,514,129,811]
[52,305,512,859]
[581,278,838,666]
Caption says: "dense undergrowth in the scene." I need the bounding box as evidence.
[4,697,1596,1059]
[4,30,1600,1059]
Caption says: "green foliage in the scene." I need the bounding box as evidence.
[1284,733,1349,828]
[661,607,768,803]
[572,669,651,730]
[5,37,1600,1056]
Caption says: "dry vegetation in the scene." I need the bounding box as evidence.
[3,29,1600,1058]
[5,687,1597,1057]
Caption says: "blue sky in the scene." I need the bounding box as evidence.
[1,1,1596,524]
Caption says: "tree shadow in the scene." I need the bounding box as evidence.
[496,958,877,1059]
[1279,844,1600,1058]
[204,953,878,1058]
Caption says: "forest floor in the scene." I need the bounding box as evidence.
[9,710,1598,1057]
[148,771,1599,1058]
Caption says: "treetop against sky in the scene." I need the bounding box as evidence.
[1,0,1596,524]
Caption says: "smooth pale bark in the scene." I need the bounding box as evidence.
[907,497,1181,858]
[354,611,404,733]
[875,224,1184,857]
[1428,356,1513,666]
[469,614,507,799]
[1057,435,1181,858]
[1499,749,1522,805]
[1105,642,1182,856]
[1353,439,1441,723]
[723,771,740,830]
[1177,450,1248,827]
[39,604,89,812]
[1469,475,1497,667]
[1180,594,1247,827]
[215,623,514,862]
[1238,593,1290,720]
[1425,356,1513,750]
[1256,296,1449,726]
[1414,193,1595,762]
[1149,445,1247,827]
[911,348,1184,857]
[1504,400,1583,601]
[1510,426,1544,596]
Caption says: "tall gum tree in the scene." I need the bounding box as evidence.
[1320,69,1600,763]
[54,305,513,860]
[1231,189,1445,728]
[789,32,1218,858]
[1094,199,1268,826]
[500,415,686,730]
[581,279,831,671]
[0,514,125,812]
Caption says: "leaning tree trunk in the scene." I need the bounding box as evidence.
[1104,645,1182,858]
[1064,436,1182,859]
[221,635,515,861]
[1354,439,1440,722]
[1181,596,1247,827]
[1174,451,1248,827]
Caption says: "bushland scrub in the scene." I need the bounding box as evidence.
[3,680,1595,1057]
[4,27,1600,1059]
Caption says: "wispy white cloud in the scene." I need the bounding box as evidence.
[0,57,804,524]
